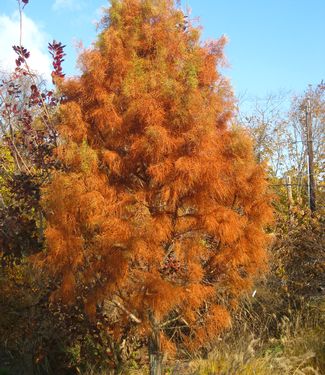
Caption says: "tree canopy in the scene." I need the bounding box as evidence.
[40,0,273,370]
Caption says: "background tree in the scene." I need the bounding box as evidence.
[238,83,324,212]
[288,82,325,208]
[40,0,273,373]
[0,0,65,257]
[237,92,289,173]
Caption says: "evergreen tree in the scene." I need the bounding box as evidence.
[41,1,273,373]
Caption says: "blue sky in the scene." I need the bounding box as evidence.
[1,0,324,101]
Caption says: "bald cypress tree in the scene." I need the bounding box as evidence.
[41,1,273,373]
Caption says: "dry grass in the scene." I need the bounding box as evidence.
[185,295,325,375]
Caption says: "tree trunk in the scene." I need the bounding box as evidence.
[148,314,163,375]
[149,335,163,375]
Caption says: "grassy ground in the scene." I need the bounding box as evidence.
[187,296,325,375]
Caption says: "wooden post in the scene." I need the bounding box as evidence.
[286,175,294,211]
[39,209,44,244]
[306,98,316,211]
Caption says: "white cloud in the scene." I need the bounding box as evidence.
[0,12,52,81]
[53,0,85,11]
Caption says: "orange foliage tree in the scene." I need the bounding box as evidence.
[40,0,273,373]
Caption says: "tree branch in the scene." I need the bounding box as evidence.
[110,298,142,324]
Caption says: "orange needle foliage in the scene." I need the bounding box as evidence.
[41,0,273,364]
